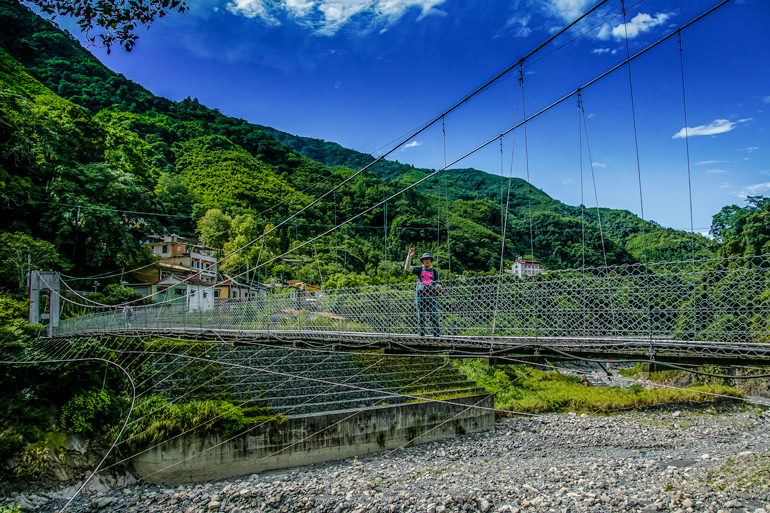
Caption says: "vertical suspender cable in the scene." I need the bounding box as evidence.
[579,93,617,337]
[621,0,654,349]
[443,116,451,274]
[501,82,522,269]
[679,31,696,260]
[520,65,538,341]
[334,191,338,265]
[498,137,506,273]
[382,161,388,285]
[578,92,586,271]
[313,241,324,290]
[436,118,442,259]
[522,66,535,265]
[678,29,698,340]
[494,81,522,335]
[492,137,505,335]
[578,92,587,337]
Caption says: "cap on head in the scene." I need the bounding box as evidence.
[420,253,433,263]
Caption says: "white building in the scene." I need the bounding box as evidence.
[511,257,541,278]
[151,274,214,312]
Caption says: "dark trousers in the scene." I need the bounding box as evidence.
[416,293,440,337]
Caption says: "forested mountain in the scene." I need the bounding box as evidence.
[0,0,717,292]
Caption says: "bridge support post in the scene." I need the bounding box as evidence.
[29,271,61,337]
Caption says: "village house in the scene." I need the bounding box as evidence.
[511,257,542,278]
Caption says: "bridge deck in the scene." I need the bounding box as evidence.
[53,327,770,364]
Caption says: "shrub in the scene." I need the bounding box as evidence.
[60,389,111,433]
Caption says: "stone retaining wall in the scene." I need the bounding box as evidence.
[132,394,494,485]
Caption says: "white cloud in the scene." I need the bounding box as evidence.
[744,146,759,153]
[762,96,770,105]
[546,0,592,22]
[227,0,447,35]
[597,12,669,40]
[591,47,617,55]
[672,119,748,139]
[403,140,422,148]
[562,178,573,184]
[718,183,730,189]
[696,160,729,165]
[706,169,727,174]
[591,162,606,168]
[285,0,316,17]
[738,182,770,197]
[226,0,279,24]
[503,15,532,38]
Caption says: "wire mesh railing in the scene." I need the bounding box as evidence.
[50,254,770,351]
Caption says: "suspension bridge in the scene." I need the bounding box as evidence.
[19,0,759,370]
[4,0,768,495]
[38,251,770,367]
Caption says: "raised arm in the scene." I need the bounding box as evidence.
[404,247,415,271]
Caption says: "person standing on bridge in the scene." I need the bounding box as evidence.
[405,248,441,337]
[123,305,134,329]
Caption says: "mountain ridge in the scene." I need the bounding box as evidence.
[0,0,714,281]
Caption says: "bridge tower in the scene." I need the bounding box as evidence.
[29,271,60,337]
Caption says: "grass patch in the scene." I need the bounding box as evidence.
[453,359,744,414]
[110,396,285,453]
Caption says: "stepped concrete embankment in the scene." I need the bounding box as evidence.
[132,345,493,484]
[132,393,494,485]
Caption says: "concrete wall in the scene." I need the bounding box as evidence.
[132,394,494,485]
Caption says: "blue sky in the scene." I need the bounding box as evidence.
[56,0,769,235]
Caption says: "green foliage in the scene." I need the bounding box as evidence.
[0,2,726,286]
[0,232,68,291]
[0,53,160,278]
[711,196,770,257]
[59,389,112,433]
[0,294,40,348]
[453,359,743,414]
[176,135,309,214]
[154,172,201,235]
[100,283,147,305]
[196,208,232,250]
[625,227,714,262]
[23,0,188,52]
[115,396,284,452]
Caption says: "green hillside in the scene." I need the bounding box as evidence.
[0,0,716,290]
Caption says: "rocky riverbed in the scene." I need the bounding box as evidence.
[6,406,770,513]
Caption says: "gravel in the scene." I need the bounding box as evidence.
[8,407,770,513]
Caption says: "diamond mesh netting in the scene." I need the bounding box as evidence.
[50,254,770,358]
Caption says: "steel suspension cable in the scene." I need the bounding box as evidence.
[39,1,736,321]
[240,0,733,280]
[174,0,612,287]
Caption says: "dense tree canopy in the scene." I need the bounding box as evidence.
[711,196,770,257]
